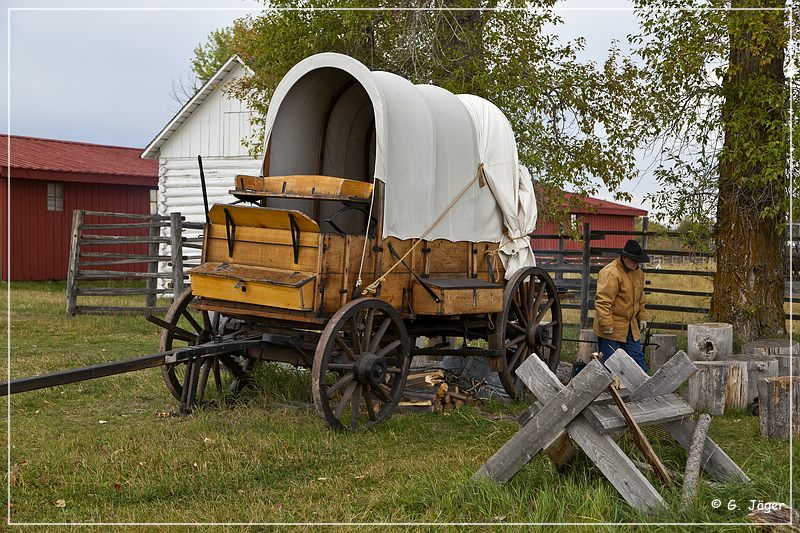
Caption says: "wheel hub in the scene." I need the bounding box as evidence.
[354,352,387,385]
[526,323,550,348]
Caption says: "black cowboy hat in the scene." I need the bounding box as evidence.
[621,239,649,263]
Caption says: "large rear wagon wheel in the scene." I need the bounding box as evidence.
[492,267,562,399]
[312,298,411,431]
[159,288,251,404]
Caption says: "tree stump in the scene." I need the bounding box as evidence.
[728,355,779,407]
[649,334,678,372]
[687,361,748,415]
[576,329,597,363]
[742,339,798,377]
[757,376,800,440]
[687,323,733,361]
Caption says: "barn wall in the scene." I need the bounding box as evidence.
[531,214,639,259]
[160,64,255,160]
[3,177,154,281]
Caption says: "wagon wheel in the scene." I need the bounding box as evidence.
[492,267,562,399]
[159,288,251,403]
[312,298,411,431]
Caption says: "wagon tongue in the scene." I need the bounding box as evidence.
[0,338,263,396]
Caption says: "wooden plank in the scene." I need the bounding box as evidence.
[628,350,697,401]
[190,271,316,311]
[76,270,172,279]
[81,222,170,230]
[80,252,173,260]
[74,287,170,296]
[234,174,373,200]
[194,298,326,325]
[605,349,750,483]
[585,394,694,433]
[206,224,320,248]
[191,262,315,288]
[208,204,319,232]
[515,355,667,513]
[82,211,168,220]
[472,359,611,483]
[79,235,170,244]
[74,306,169,315]
[205,238,320,272]
[65,210,84,316]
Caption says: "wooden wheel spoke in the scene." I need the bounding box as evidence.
[509,322,526,335]
[535,297,555,324]
[375,339,402,358]
[349,317,363,354]
[544,343,558,351]
[518,283,529,321]
[350,385,362,430]
[530,282,546,322]
[211,311,220,334]
[327,363,355,370]
[371,383,392,402]
[180,310,204,335]
[368,318,392,353]
[363,309,375,353]
[166,324,197,344]
[363,385,377,421]
[212,359,222,393]
[197,358,212,402]
[504,334,526,349]
[509,344,527,369]
[327,373,354,396]
[334,381,358,419]
[385,366,402,374]
[335,335,357,361]
[511,299,528,326]
[202,310,213,333]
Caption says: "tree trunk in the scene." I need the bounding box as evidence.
[711,1,787,342]
[757,376,800,440]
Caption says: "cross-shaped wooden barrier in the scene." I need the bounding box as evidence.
[472,349,750,513]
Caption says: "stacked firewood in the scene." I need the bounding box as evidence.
[398,369,473,412]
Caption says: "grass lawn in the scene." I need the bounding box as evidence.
[2,282,797,530]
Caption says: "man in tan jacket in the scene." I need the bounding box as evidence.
[593,239,649,371]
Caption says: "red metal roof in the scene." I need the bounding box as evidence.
[542,190,648,217]
[0,135,157,186]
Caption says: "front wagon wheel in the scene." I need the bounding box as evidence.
[159,288,250,404]
[312,298,411,431]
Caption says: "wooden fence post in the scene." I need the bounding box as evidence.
[65,209,84,316]
[641,216,649,251]
[145,215,160,308]
[579,222,591,329]
[170,212,185,297]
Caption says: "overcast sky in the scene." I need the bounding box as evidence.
[2,0,657,213]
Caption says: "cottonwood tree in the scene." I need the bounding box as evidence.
[190,1,642,222]
[630,0,792,340]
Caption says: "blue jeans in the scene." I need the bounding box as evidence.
[598,327,647,372]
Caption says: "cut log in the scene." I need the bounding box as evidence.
[742,338,798,357]
[577,329,598,364]
[680,413,711,510]
[648,334,678,372]
[728,355,779,407]
[687,361,748,415]
[687,323,733,361]
[774,355,800,377]
[757,376,800,440]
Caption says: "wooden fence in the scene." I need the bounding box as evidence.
[533,222,797,331]
[65,210,203,316]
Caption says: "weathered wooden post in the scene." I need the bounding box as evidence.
[649,334,678,373]
[687,323,733,361]
[728,355,779,407]
[757,376,800,440]
[742,339,799,377]
[145,215,160,309]
[65,209,84,316]
[576,329,597,365]
[170,212,185,297]
[687,360,748,415]
[579,222,591,329]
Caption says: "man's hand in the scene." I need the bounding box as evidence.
[639,320,647,332]
[602,328,613,335]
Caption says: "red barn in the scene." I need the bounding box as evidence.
[0,135,158,281]
[532,193,648,254]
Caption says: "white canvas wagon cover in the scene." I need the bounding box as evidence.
[262,53,537,278]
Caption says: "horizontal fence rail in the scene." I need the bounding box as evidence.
[532,219,797,331]
[66,210,201,316]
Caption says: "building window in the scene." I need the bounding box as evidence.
[47,183,64,212]
[150,189,158,215]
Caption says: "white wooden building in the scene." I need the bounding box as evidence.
[141,55,262,285]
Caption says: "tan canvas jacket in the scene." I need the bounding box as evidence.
[593,257,647,342]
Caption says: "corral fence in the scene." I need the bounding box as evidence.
[533,220,798,331]
[65,210,203,316]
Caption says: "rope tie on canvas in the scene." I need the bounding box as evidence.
[359,164,484,296]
